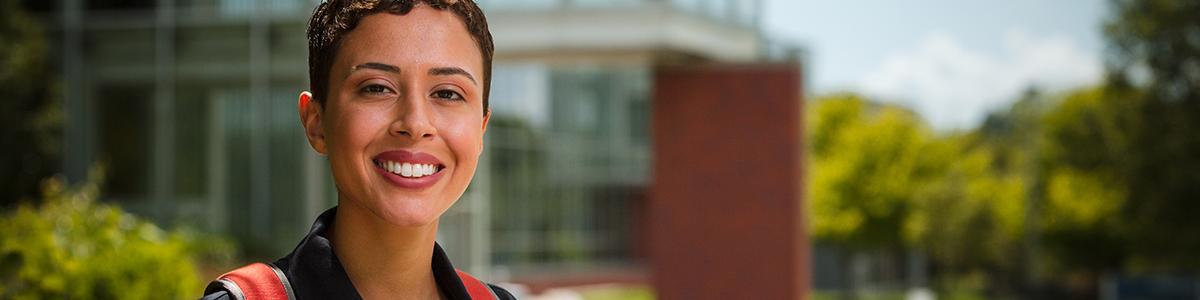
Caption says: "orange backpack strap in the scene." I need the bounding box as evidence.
[456,269,499,300]
[212,262,295,300]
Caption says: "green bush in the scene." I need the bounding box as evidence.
[0,175,222,299]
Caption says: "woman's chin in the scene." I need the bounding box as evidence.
[373,198,445,228]
[383,214,439,228]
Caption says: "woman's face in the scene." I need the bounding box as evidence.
[303,5,488,227]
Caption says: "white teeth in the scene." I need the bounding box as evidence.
[378,160,439,178]
[400,163,413,177]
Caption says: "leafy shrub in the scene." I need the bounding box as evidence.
[0,175,226,299]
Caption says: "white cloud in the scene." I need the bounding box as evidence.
[859,30,1103,130]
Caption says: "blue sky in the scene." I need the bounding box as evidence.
[762,0,1109,130]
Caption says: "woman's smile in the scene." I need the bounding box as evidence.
[371,150,447,189]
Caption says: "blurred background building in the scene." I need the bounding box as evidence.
[24,0,802,290]
[10,0,1200,299]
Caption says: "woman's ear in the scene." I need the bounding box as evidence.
[482,109,490,133]
[480,109,490,147]
[299,91,328,155]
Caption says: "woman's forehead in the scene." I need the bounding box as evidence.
[334,9,482,75]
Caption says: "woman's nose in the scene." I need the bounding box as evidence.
[390,97,436,140]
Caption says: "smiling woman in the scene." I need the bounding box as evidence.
[200,1,512,299]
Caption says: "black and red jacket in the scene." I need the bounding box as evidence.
[201,207,515,300]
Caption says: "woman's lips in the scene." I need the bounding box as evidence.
[372,150,446,189]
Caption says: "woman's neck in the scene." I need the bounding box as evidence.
[331,200,443,300]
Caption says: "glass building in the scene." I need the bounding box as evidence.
[31,0,793,282]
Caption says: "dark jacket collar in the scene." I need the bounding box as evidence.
[272,206,477,299]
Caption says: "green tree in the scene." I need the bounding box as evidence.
[808,93,953,297]
[0,0,61,207]
[1080,0,1200,269]
[1038,86,1138,274]
[808,92,1049,297]
[808,93,937,250]
[908,91,1049,297]
[914,138,1026,270]
[0,170,232,299]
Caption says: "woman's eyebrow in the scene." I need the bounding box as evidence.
[352,62,400,73]
[428,67,477,86]
[351,63,476,86]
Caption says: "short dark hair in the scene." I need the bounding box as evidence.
[306,0,494,115]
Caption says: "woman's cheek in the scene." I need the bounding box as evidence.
[342,106,387,145]
[444,118,484,155]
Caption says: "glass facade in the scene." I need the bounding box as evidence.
[486,64,651,272]
[479,0,760,28]
[49,0,327,258]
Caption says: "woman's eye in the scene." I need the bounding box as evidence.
[431,90,464,101]
[359,84,392,95]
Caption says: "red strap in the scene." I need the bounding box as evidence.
[218,263,290,300]
[456,269,498,300]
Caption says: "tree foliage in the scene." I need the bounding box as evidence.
[0,171,233,299]
[0,0,61,207]
[808,93,1036,296]
[1099,0,1200,269]
[910,134,1027,275]
[806,0,1200,296]
[1037,86,1137,272]
[807,93,938,250]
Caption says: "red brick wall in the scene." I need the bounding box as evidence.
[650,63,809,300]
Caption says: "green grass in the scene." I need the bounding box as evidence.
[811,290,907,300]
[579,285,656,300]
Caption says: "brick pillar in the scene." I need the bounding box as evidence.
[650,63,808,300]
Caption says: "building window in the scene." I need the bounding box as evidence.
[97,85,153,201]
[87,0,157,11]
[488,65,650,272]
